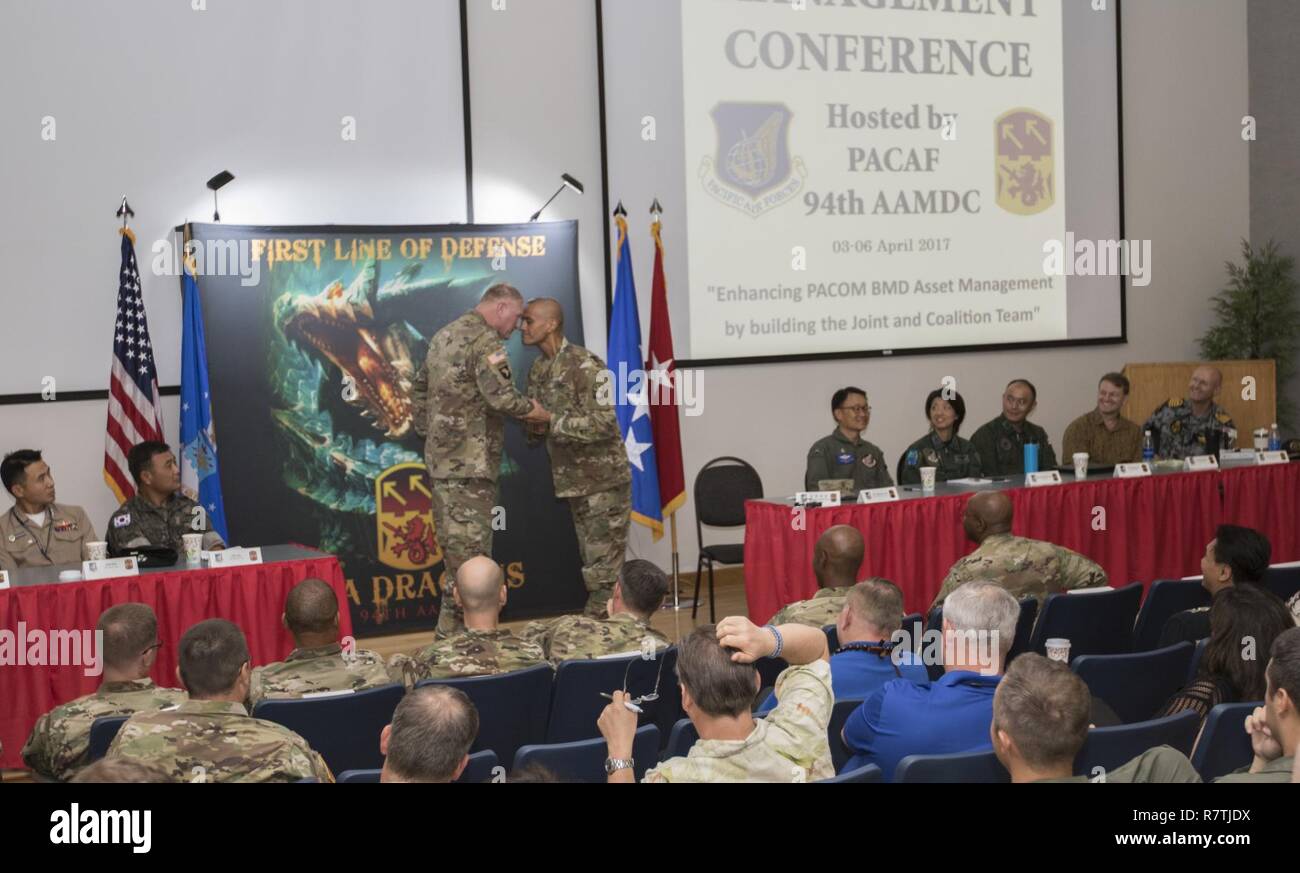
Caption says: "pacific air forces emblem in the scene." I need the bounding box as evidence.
[701,102,806,217]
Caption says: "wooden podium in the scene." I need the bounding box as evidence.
[1121,360,1277,443]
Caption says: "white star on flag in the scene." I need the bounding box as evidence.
[627,381,650,422]
[624,429,651,471]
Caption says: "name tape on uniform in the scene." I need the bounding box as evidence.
[858,487,901,504]
[1255,451,1289,466]
[1184,455,1219,471]
[1114,463,1152,478]
[82,557,141,581]
[795,491,841,506]
[1025,470,1063,487]
[207,547,264,568]
[0,570,9,590]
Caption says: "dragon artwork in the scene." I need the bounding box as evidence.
[269,259,520,573]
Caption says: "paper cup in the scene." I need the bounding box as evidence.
[919,466,937,491]
[182,533,204,564]
[1045,638,1071,663]
[1073,452,1089,479]
[1254,429,1270,450]
[85,541,107,562]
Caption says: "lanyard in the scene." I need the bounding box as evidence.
[11,505,55,563]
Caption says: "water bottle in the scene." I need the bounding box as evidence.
[1269,423,1281,452]
[1142,430,1155,462]
[1023,441,1039,474]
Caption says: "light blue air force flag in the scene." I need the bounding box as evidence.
[180,268,229,541]
[608,215,663,535]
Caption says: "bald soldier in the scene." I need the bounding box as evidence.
[389,555,546,686]
[521,297,632,617]
[769,525,865,627]
[248,578,396,709]
[107,619,333,783]
[524,559,671,662]
[930,492,1108,610]
[22,603,185,781]
[410,284,551,637]
[1144,365,1238,459]
[1,449,98,572]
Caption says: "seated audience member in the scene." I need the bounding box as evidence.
[1215,626,1300,782]
[249,578,396,708]
[1144,365,1236,459]
[842,581,1018,781]
[1290,590,1300,627]
[389,555,546,685]
[970,379,1059,475]
[0,449,98,572]
[106,440,224,555]
[1159,525,1271,648]
[899,389,983,485]
[804,386,893,492]
[759,579,926,713]
[22,603,185,780]
[524,559,670,662]
[597,618,833,782]
[1160,585,1294,724]
[107,619,332,782]
[991,653,1201,783]
[769,525,865,627]
[1061,372,1144,466]
[70,758,172,783]
[931,491,1106,610]
[379,685,479,783]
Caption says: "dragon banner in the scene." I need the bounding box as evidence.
[187,221,587,637]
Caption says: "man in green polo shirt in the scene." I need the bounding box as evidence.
[804,386,892,492]
[1215,626,1300,783]
[971,379,1058,475]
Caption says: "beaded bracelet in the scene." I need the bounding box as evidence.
[764,624,784,659]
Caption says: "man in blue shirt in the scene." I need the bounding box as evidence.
[841,580,1019,781]
[758,578,926,713]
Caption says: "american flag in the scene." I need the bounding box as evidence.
[103,228,165,502]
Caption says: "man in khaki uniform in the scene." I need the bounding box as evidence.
[991,653,1201,783]
[521,297,631,617]
[769,525,864,627]
[1,450,98,572]
[524,559,670,662]
[22,603,185,780]
[931,491,1107,610]
[411,283,550,637]
[248,578,396,709]
[1061,372,1143,466]
[388,556,546,686]
[1214,627,1300,783]
[598,618,834,783]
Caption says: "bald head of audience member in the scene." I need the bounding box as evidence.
[837,578,906,646]
[454,556,508,629]
[813,525,865,590]
[380,685,480,783]
[1188,365,1224,406]
[991,653,1091,782]
[282,578,341,648]
[98,603,162,684]
[962,491,1014,545]
[942,580,1019,676]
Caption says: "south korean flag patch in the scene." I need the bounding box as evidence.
[113,513,131,529]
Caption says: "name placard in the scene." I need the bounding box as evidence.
[858,487,901,504]
[206,547,264,568]
[1114,463,1153,478]
[794,491,840,506]
[1025,470,1063,487]
[1184,455,1220,471]
[1255,450,1289,466]
[82,557,141,581]
[0,570,9,590]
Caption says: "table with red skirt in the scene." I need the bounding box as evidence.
[0,544,352,770]
[743,462,1300,624]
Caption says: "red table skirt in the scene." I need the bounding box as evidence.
[0,554,351,770]
[744,464,1300,624]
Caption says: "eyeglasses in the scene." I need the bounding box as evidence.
[839,405,871,414]
[600,643,667,708]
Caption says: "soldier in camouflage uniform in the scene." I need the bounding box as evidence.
[804,387,893,492]
[410,284,550,637]
[21,603,184,781]
[389,555,546,686]
[899,389,983,484]
[1143,366,1237,459]
[524,558,670,662]
[930,491,1107,610]
[107,618,333,783]
[769,525,864,627]
[970,380,1059,475]
[106,441,224,555]
[521,298,632,616]
[248,578,397,709]
[598,620,834,783]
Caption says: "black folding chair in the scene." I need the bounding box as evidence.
[693,456,763,621]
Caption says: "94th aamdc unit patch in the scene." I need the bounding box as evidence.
[376,462,441,571]
[995,108,1054,215]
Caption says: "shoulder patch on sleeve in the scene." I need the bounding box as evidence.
[113,513,131,528]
